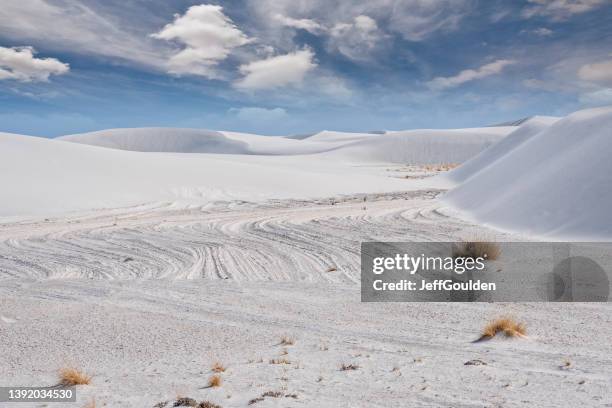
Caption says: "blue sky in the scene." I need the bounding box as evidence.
[0,0,611,137]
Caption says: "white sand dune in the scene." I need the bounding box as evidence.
[1,195,610,407]
[59,126,514,164]
[444,106,612,239]
[326,127,513,164]
[3,132,448,217]
[2,124,516,217]
[61,128,252,154]
[447,116,560,183]
[2,111,612,407]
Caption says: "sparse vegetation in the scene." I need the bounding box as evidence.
[174,397,197,407]
[477,317,526,341]
[340,363,360,371]
[464,359,487,366]
[453,241,500,261]
[326,266,337,272]
[269,358,291,365]
[211,362,226,373]
[162,398,221,408]
[207,374,222,388]
[262,391,283,398]
[197,402,222,408]
[280,336,295,346]
[248,391,297,405]
[423,163,459,172]
[58,367,91,386]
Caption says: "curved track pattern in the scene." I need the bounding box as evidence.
[0,191,504,281]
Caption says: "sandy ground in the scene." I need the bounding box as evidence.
[1,190,611,407]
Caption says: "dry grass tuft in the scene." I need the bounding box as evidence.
[211,362,226,373]
[197,402,222,408]
[58,367,91,386]
[423,163,460,172]
[248,391,296,405]
[269,358,291,365]
[279,336,295,346]
[174,397,197,407]
[477,317,526,341]
[340,363,360,371]
[453,241,500,261]
[262,391,283,398]
[207,375,222,388]
[326,266,337,272]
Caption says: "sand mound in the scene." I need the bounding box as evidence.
[444,106,612,239]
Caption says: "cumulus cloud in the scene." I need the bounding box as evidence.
[234,49,317,91]
[522,0,606,21]
[229,106,288,121]
[426,59,516,91]
[328,15,383,60]
[152,4,252,77]
[273,14,324,34]
[578,59,612,85]
[0,46,69,82]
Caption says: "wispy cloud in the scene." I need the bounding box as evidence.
[0,0,167,69]
[229,106,288,122]
[522,0,606,21]
[426,60,516,91]
[578,59,612,86]
[273,14,324,34]
[328,15,384,61]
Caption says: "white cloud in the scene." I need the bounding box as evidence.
[522,0,606,21]
[273,14,324,34]
[235,49,317,91]
[0,46,69,82]
[387,0,471,41]
[152,5,252,78]
[246,0,473,49]
[0,0,167,69]
[533,27,554,36]
[229,106,288,121]
[426,60,516,91]
[328,15,383,60]
[578,59,612,85]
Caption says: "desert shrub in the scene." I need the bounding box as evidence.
[280,336,295,346]
[477,317,526,341]
[207,375,222,388]
[58,367,91,386]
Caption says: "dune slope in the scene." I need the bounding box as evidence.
[444,106,612,239]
